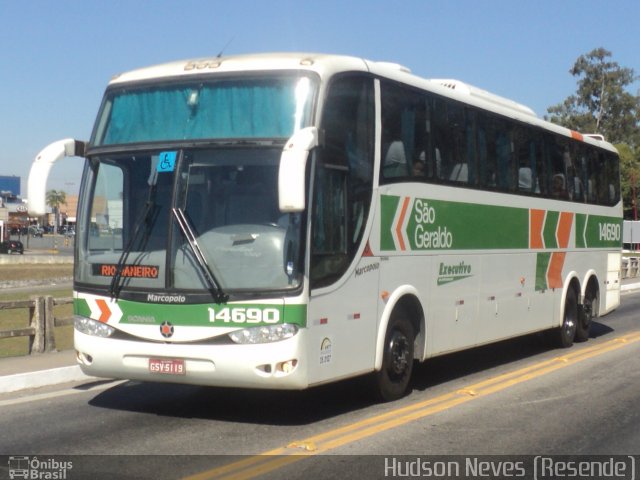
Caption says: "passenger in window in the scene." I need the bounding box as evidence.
[383,139,408,177]
[412,159,426,177]
[552,174,568,199]
[518,167,533,192]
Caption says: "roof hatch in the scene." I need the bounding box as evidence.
[430,79,537,118]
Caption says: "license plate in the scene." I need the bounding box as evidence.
[149,358,186,375]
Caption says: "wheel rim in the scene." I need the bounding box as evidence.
[584,293,598,324]
[564,317,576,337]
[388,330,410,378]
[583,299,593,328]
[564,303,577,339]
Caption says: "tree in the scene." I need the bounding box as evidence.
[617,143,640,219]
[46,189,67,234]
[547,47,639,145]
[547,48,640,218]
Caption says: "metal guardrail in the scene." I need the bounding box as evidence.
[2,260,637,353]
[0,296,73,354]
[622,257,639,279]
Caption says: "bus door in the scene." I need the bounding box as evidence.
[305,74,377,384]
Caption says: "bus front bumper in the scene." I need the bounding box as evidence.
[74,329,308,390]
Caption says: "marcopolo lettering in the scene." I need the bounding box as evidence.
[147,293,187,303]
[355,262,380,277]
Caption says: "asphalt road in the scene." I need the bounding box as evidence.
[1,290,639,480]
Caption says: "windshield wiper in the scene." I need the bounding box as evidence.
[109,164,158,299]
[109,185,158,299]
[172,207,228,304]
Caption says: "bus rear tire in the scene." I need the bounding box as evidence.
[373,312,414,402]
[551,287,578,348]
[575,287,598,342]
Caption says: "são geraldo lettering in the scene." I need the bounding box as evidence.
[413,199,453,249]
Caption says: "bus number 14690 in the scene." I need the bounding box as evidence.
[208,307,280,324]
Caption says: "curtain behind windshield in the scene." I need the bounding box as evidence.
[98,78,310,145]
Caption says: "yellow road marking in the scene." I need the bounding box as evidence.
[184,331,640,480]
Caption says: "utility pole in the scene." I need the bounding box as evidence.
[632,172,638,221]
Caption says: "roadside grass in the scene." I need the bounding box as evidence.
[0,264,72,283]
[0,265,74,358]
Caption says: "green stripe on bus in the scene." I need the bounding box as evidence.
[382,194,529,251]
[74,298,307,328]
[575,214,587,248]
[535,253,551,291]
[380,194,401,251]
[380,194,621,253]
[582,214,623,248]
[543,211,559,249]
[74,298,91,318]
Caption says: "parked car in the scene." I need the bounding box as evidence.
[0,240,24,254]
[29,226,44,238]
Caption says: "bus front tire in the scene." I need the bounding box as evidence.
[373,313,415,402]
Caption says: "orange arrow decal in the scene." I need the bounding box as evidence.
[556,212,573,248]
[95,299,111,323]
[529,209,545,249]
[395,196,411,251]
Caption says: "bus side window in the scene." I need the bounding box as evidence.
[477,123,489,187]
[606,151,620,205]
[572,147,588,203]
[495,125,514,191]
[380,81,426,181]
[311,166,348,280]
[594,153,608,204]
[514,128,543,195]
[431,97,465,183]
[88,161,124,251]
[478,113,500,189]
[312,75,374,288]
[532,136,547,195]
[464,109,477,186]
[547,137,569,200]
[592,151,619,206]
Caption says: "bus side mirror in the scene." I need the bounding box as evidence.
[28,139,86,216]
[278,127,318,212]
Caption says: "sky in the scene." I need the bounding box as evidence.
[1,0,638,197]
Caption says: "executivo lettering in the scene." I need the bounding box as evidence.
[437,261,473,286]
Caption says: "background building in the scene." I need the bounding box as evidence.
[0,175,20,196]
[0,173,78,236]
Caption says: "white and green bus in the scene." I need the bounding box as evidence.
[28,53,622,401]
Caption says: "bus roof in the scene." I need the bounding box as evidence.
[108,52,617,154]
[108,52,370,84]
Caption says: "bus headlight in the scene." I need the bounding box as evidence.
[74,316,116,338]
[229,324,298,344]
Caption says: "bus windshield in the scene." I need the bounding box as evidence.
[76,148,304,295]
[76,72,316,298]
[91,74,315,146]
